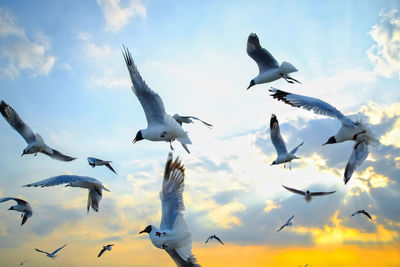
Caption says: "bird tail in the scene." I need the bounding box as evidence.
[279,61,298,74]
[355,115,381,149]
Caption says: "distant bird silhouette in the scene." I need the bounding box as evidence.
[0,197,32,226]
[277,215,294,232]
[98,244,114,257]
[351,209,372,220]
[35,244,67,258]
[205,235,224,245]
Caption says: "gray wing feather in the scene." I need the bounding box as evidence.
[122,46,166,126]
[105,163,117,174]
[287,214,295,223]
[173,114,213,128]
[40,147,76,161]
[310,191,336,196]
[23,175,102,188]
[98,248,106,257]
[270,115,288,155]
[160,153,185,230]
[52,244,67,255]
[247,33,279,72]
[0,197,28,205]
[344,141,368,185]
[282,185,305,196]
[0,100,36,143]
[290,141,304,155]
[35,249,49,255]
[165,249,201,267]
[269,88,356,127]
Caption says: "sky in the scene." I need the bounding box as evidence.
[0,0,400,266]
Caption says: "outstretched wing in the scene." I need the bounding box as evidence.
[40,147,76,161]
[104,162,117,174]
[165,249,201,267]
[344,141,368,185]
[52,244,67,255]
[35,248,49,255]
[0,100,36,144]
[0,197,28,205]
[160,153,185,230]
[247,33,279,73]
[269,88,356,127]
[98,247,106,257]
[122,46,166,127]
[290,141,304,155]
[282,185,305,196]
[310,191,336,196]
[173,114,213,128]
[23,175,107,190]
[286,215,295,224]
[361,210,372,220]
[270,114,288,156]
[214,236,224,245]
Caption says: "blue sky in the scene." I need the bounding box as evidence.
[0,1,400,266]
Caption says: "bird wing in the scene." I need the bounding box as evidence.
[310,191,336,196]
[246,33,279,72]
[122,46,166,127]
[105,162,117,174]
[276,225,285,232]
[35,249,49,256]
[51,244,67,255]
[290,141,304,155]
[0,100,36,144]
[214,236,224,245]
[0,197,28,205]
[98,248,106,257]
[361,210,372,220]
[173,114,213,128]
[205,236,211,243]
[286,215,295,224]
[160,153,186,230]
[351,211,358,216]
[23,175,106,189]
[344,141,368,185]
[282,185,305,196]
[40,146,76,161]
[269,88,356,127]
[165,249,201,267]
[270,114,288,155]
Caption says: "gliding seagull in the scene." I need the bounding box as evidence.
[98,244,114,257]
[122,46,192,153]
[246,33,300,90]
[0,197,32,226]
[270,88,380,184]
[0,100,76,161]
[35,244,67,259]
[23,175,110,213]
[270,114,303,169]
[139,153,200,267]
[282,185,336,203]
[205,235,224,245]
[277,215,294,232]
[88,157,117,174]
[351,209,372,220]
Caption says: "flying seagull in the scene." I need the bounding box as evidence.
[270,114,303,169]
[0,197,32,226]
[205,235,224,245]
[282,185,336,203]
[122,46,192,154]
[18,260,28,266]
[139,152,200,267]
[351,209,372,220]
[35,244,67,259]
[277,215,295,232]
[0,100,76,161]
[246,33,300,90]
[87,157,117,174]
[173,114,213,129]
[98,244,114,257]
[23,175,110,213]
[269,88,380,184]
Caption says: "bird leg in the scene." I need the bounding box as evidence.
[353,130,367,141]
[156,232,166,237]
[169,141,174,151]
[162,243,168,249]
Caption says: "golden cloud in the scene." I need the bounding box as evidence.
[263,200,281,213]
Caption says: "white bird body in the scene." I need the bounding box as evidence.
[0,197,32,226]
[147,225,191,250]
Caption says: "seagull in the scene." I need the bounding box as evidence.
[87,157,117,174]
[0,101,76,161]
[122,46,192,154]
[139,152,200,267]
[205,235,224,245]
[35,244,67,259]
[23,175,110,213]
[173,114,213,129]
[276,215,295,232]
[0,197,32,226]
[246,33,300,90]
[269,88,381,184]
[282,185,336,203]
[18,260,28,266]
[98,244,114,257]
[351,209,372,220]
[270,114,303,169]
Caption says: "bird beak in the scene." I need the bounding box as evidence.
[133,138,137,144]
[321,141,328,146]
[246,85,251,90]
[21,152,25,157]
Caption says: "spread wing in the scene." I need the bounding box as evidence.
[269,88,356,127]
[213,236,224,245]
[105,162,117,174]
[173,114,213,128]
[361,210,372,220]
[160,153,185,230]
[23,175,108,191]
[122,46,166,126]
[40,147,76,161]
[0,197,28,205]
[98,247,106,257]
[165,249,201,267]
[0,100,36,144]
[247,33,279,72]
[282,185,305,196]
[35,249,49,256]
[286,215,295,224]
[270,114,288,156]
[52,244,67,255]
[310,191,336,196]
[344,141,368,185]
[290,141,304,155]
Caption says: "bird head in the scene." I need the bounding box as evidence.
[133,130,143,143]
[139,225,152,234]
[322,136,336,146]
[247,79,255,90]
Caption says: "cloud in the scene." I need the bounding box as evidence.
[97,0,146,31]
[263,200,281,213]
[0,8,55,79]
[367,9,400,78]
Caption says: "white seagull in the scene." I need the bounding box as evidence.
[270,114,303,169]
[0,100,76,161]
[98,244,114,257]
[122,46,192,154]
[246,33,300,90]
[282,185,336,203]
[351,209,372,220]
[0,197,32,226]
[276,215,295,232]
[23,175,110,213]
[173,114,213,129]
[205,235,224,245]
[270,88,380,184]
[35,244,67,259]
[88,157,117,174]
[139,152,200,267]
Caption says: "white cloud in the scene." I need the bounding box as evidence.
[367,9,400,78]
[0,8,55,79]
[97,0,146,31]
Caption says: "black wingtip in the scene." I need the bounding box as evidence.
[270,114,278,129]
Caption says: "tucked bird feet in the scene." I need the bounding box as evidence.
[156,232,166,237]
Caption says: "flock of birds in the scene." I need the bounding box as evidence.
[0,33,379,266]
